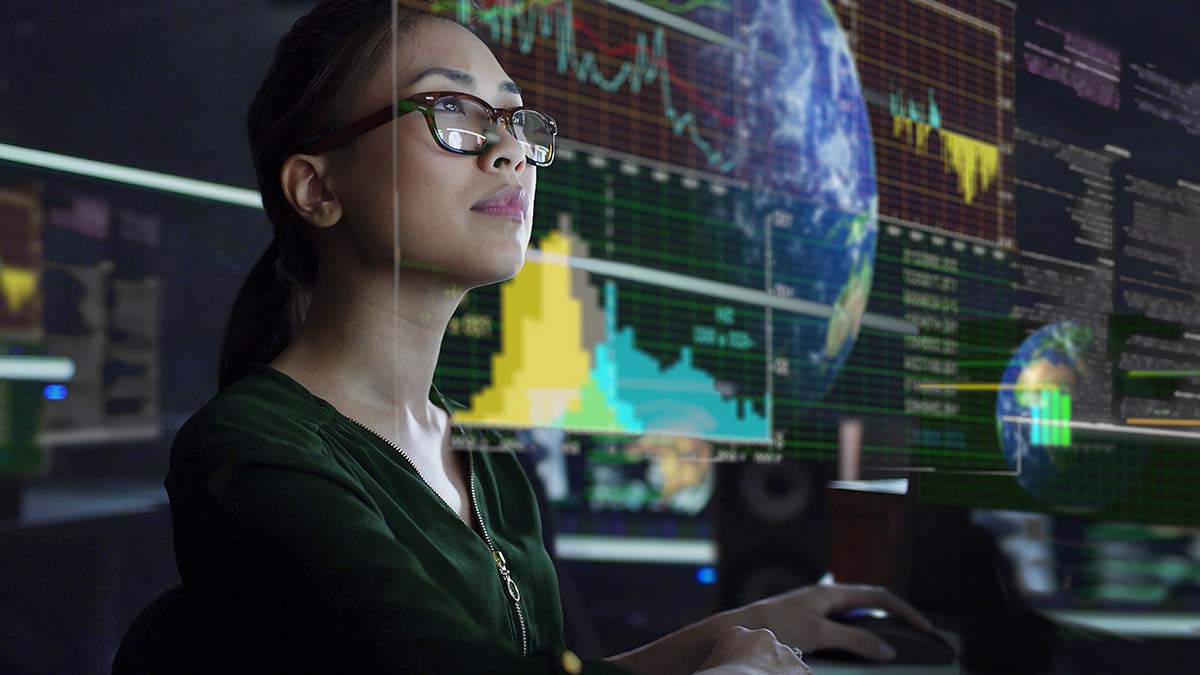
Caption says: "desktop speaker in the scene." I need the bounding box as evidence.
[714,458,831,610]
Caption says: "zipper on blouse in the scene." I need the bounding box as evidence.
[344,415,529,658]
[470,450,529,657]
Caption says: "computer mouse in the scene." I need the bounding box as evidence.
[805,608,957,665]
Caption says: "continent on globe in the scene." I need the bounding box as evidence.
[997,322,1138,513]
[731,0,879,406]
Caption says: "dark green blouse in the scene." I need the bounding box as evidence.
[165,363,633,674]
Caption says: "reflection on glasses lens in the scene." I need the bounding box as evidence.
[433,96,488,151]
[430,96,554,165]
[513,110,554,165]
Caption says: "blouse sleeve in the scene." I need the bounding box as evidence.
[166,421,634,675]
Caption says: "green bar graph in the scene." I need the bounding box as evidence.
[1062,392,1072,446]
[1032,388,1073,447]
[1050,389,1062,446]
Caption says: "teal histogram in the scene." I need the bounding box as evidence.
[561,280,770,441]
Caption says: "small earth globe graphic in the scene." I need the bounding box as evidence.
[996,321,1135,513]
[726,0,878,406]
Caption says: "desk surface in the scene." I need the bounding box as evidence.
[0,476,167,530]
[802,629,960,674]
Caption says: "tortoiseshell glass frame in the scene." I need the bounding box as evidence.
[302,91,557,166]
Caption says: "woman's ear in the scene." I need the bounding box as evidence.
[280,154,343,230]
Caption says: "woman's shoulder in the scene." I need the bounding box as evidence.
[169,364,338,475]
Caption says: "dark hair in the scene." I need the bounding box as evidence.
[218,0,472,391]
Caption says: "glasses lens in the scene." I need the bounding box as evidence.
[431,96,555,165]
[512,110,555,165]
[432,96,491,151]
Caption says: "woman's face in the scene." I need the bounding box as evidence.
[324,19,537,290]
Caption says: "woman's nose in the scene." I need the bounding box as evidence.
[480,119,526,170]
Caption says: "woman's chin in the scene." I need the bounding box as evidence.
[456,251,527,289]
[490,251,527,284]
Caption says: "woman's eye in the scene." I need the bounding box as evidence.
[437,99,465,114]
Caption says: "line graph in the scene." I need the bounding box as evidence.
[422,0,743,173]
[890,86,1000,205]
[833,0,1015,245]
[422,0,739,170]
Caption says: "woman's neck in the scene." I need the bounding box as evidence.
[271,267,465,431]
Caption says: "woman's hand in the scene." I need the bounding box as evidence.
[598,582,930,675]
[694,624,812,674]
[733,583,936,662]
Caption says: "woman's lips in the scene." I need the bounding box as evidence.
[471,187,529,219]
[470,204,526,220]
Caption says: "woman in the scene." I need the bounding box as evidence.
[165,1,932,672]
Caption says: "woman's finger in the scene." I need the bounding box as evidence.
[817,621,899,661]
[822,584,935,632]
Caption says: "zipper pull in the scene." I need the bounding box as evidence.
[492,549,522,602]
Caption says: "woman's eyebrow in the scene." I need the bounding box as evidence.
[405,66,522,96]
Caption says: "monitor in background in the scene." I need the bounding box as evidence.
[0,0,1196,669]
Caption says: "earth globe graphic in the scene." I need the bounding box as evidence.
[996,321,1134,513]
[725,0,879,406]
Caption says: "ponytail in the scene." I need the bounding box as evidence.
[216,0,445,391]
[217,239,311,391]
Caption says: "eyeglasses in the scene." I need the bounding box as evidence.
[302,91,558,166]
